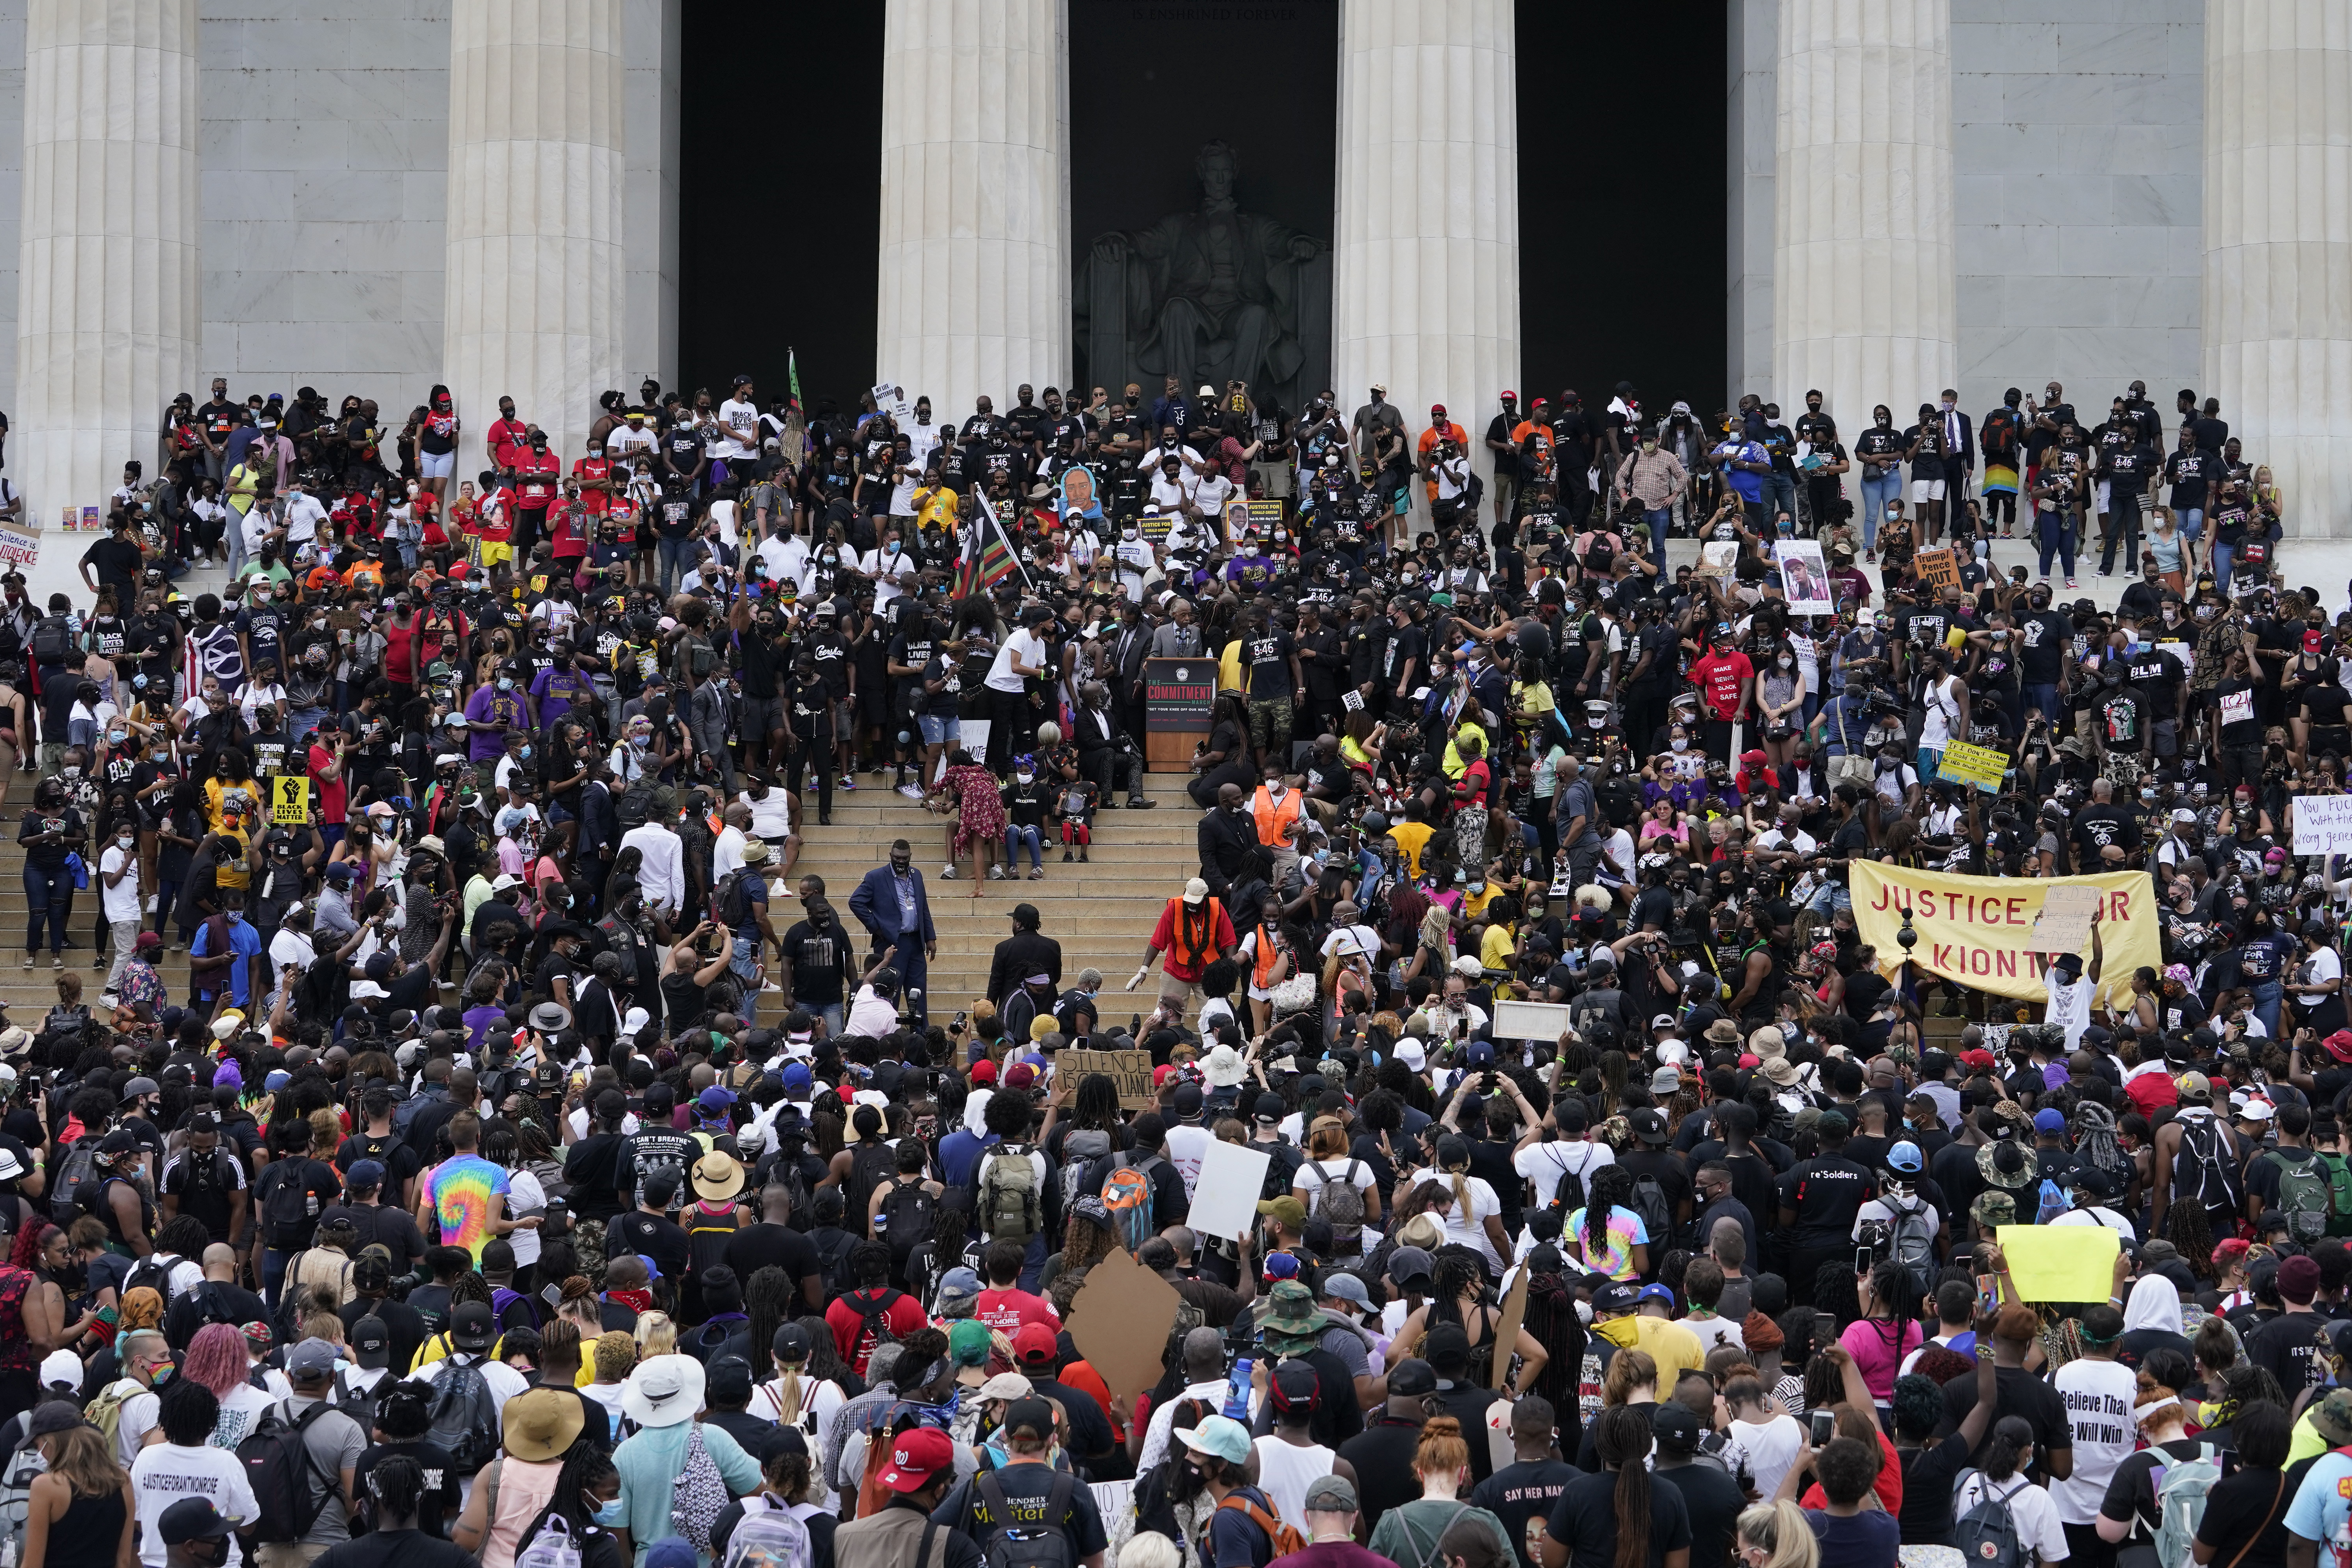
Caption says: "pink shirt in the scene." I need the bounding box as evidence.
[1840,1316,1923,1403]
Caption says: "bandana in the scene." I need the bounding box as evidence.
[606,1287,654,1315]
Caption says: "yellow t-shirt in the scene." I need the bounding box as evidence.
[1389,820,1435,878]
[1511,679,1555,737]
[1441,720,1489,779]
[1218,639,1245,694]
[1479,922,1515,971]
[915,485,959,535]
[1463,884,1501,922]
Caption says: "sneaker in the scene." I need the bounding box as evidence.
[168,941,182,955]
[1027,868,1045,880]
[143,895,156,913]
[18,956,28,971]
[838,776,857,791]
[2065,578,2080,589]
[97,993,117,1009]
[760,980,783,993]
[1126,796,1156,810]
[987,866,1007,880]
[1062,848,1074,862]
[897,784,925,801]
[49,957,61,970]
[941,864,959,879]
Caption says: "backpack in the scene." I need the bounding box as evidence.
[813,1228,859,1298]
[2265,1149,2333,1241]
[123,1253,177,1308]
[1537,1143,1601,1222]
[2033,1178,2071,1227]
[2175,1115,2245,1219]
[514,1515,585,1568]
[721,867,764,933]
[717,1497,814,1568]
[0,1417,44,1561]
[670,1423,730,1552]
[883,1178,937,1284]
[1305,1160,1367,1244]
[2151,1443,2223,1568]
[425,1357,503,1474]
[235,1399,334,1543]
[1884,1194,1938,1310]
[980,1147,1041,1244]
[259,1158,321,1251]
[1059,1131,1111,1213]
[491,1285,543,1332]
[2318,1151,2352,1235]
[1628,1173,1673,1252]
[844,1288,905,1372]
[974,1469,1076,1568]
[27,617,69,666]
[1950,1472,2030,1568]
[85,1381,140,1450]
[1216,1494,1308,1562]
[47,1137,98,1227]
[846,1141,898,1230]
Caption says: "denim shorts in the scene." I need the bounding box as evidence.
[919,713,960,747]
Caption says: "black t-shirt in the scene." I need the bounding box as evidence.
[1472,1459,1581,1568]
[310,1529,476,1568]
[1938,1364,2073,1476]
[930,1463,1109,1555]
[606,1209,691,1285]
[349,1440,464,1539]
[2100,1437,2221,1534]
[2247,1309,2329,1394]
[2196,1466,2294,1568]
[1653,1463,1746,1568]
[780,919,848,1004]
[1896,1431,1972,1543]
[1775,1154,1873,1243]
[1546,1469,1691,1568]
[724,1223,824,1315]
[1244,630,1295,701]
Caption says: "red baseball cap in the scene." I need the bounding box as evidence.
[1959,1049,1998,1072]
[970,1059,998,1085]
[878,1426,955,1493]
[1153,1063,1181,1087]
[1012,1323,1059,1366]
[1431,403,1448,416]
[1500,389,1517,401]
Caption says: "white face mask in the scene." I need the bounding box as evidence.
[1777,656,1793,670]
[1015,773,1033,785]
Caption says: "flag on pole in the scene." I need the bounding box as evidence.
[955,497,1027,601]
[787,348,801,410]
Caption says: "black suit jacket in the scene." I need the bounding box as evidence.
[987,930,1064,1007]
[1074,704,1122,754]
[1111,626,1151,691]
[1196,807,1255,896]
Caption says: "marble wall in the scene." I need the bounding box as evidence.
[1948,0,2205,416]
[1726,0,1775,404]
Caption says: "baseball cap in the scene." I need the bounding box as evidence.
[286,1338,339,1378]
[1303,1474,1359,1513]
[877,1426,955,1492]
[1012,1323,1059,1367]
[2033,1108,2065,1135]
[349,1316,392,1369]
[1387,1358,1437,1396]
[347,1158,387,1191]
[159,1500,236,1546]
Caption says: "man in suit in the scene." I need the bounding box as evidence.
[1935,387,1975,546]
[844,837,937,1025]
[1196,780,1256,900]
[1072,681,1151,809]
[986,901,1063,1008]
[1109,602,1154,751]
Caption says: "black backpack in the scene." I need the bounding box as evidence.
[883,1178,937,1285]
[47,1137,98,1227]
[423,1359,502,1474]
[123,1253,176,1308]
[846,1142,897,1229]
[27,617,69,666]
[721,867,764,932]
[1628,1174,1673,1255]
[235,1400,334,1542]
[259,1160,320,1251]
[975,1470,1076,1568]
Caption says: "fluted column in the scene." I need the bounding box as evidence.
[877,0,1069,424]
[14,0,200,574]
[1771,0,1956,426]
[2205,0,2352,537]
[443,0,626,463]
[1331,0,1518,504]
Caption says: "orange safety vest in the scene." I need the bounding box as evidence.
[1250,922,1290,991]
[1250,783,1302,848]
[1166,898,1225,974]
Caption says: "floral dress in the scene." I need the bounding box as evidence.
[945,763,1008,858]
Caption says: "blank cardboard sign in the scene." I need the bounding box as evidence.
[1066,1245,1184,1401]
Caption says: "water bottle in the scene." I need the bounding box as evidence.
[305,1189,318,1218]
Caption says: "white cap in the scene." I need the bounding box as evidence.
[39,1349,78,1390]
[1394,1039,1426,1071]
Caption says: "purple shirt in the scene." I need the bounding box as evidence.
[463,683,531,762]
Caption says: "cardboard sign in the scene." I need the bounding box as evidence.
[1849,863,2158,1010]
[270,775,310,825]
[0,526,38,568]
[1492,999,1575,1045]
[1489,1264,1532,1390]
[1696,541,1738,579]
[1935,739,2009,793]
[1915,547,1960,589]
[1187,1140,1272,1243]
[1061,1047,1156,1110]
[2294,793,2352,855]
[1247,499,1285,534]
[1997,1223,2119,1304]
[1065,1245,1184,1401]
[2028,884,2102,954]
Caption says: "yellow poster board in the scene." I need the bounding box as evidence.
[1848,863,2158,1009]
[1997,1224,2119,1304]
[270,775,310,826]
[1935,739,2010,792]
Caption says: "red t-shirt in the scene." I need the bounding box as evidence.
[548,502,590,559]
[825,1287,931,1378]
[1691,649,1755,721]
[572,456,612,515]
[974,1287,1060,1335]
[474,490,515,544]
[514,450,561,508]
[383,619,416,684]
[488,416,531,470]
[308,740,347,826]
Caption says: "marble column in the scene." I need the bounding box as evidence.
[1331,0,1519,505]
[2204,1,2352,537]
[443,0,626,464]
[13,0,200,570]
[1771,0,1956,427]
[877,0,1069,425]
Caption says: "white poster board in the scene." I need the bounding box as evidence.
[1773,539,1833,615]
[0,526,39,569]
[1491,999,1575,1045]
[2294,794,2352,856]
[871,381,913,426]
[1186,1139,1271,1243]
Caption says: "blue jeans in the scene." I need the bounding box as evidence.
[1641,507,1670,568]
[656,534,692,595]
[1859,472,1900,548]
[2212,540,2235,595]
[2026,682,2061,727]
[2176,507,2204,548]
[22,864,73,954]
[261,1246,295,1311]
[2254,978,2285,1038]
[2036,509,2077,579]
[1005,824,1042,870]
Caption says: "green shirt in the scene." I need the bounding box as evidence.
[614,1419,762,1566]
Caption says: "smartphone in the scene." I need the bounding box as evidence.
[1223,1356,1254,1422]
[1808,1410,1836,1449]
[1977,1273,2001,1316]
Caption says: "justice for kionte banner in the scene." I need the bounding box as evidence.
[1846,863,2160,1010]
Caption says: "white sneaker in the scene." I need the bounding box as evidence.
[143,895,156,913]
[760,980,783,993]
[897,784,924,800]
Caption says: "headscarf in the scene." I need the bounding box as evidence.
[118,1287,165,1332]
[2123,1274,2185,1337]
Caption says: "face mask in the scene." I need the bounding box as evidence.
[148,1365,172,1387]
[1777,656,1793,670]
[497,677,513,691]
[1015,773,1033,785]
[1671,737,1689,752]
[1574,1300,1595,1326]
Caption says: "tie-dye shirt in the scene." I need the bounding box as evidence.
[424,1154,510,1261]
[1563,1203,1650,1282]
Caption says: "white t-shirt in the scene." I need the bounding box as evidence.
[1295,1156,1378,1245]
[2295,945,2345,1003]
[132,1441,259,1568]
[1683,1313,1748,1357]
[987,628,1047,695]
[507,1165,547,1267]
[1514,1138,1615,1211]
[101,843,142,922]
[2045,968,2095,1050]
[717,399,759,461]
[2050,1206,2138,1240]
[1729,1413,1806,1504]
[1163,1123,1216,1198]
[1439,1174,1505,1270]
[1954,1470,2070,1561]
[2052,1356,2141,1524]
[213,1381,278,1450]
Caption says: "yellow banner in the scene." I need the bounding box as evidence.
[1935,740,2011,792]
[1847,862,2160,1010]
[1997,1224,2119,1304]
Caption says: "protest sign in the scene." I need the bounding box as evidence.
[1492,1000,1574,1044]
[1066,1247,1183,1400]
[0,526,38,569]
[2028,884,2103,954]
[1247,499,1284,534]
[1062,1046,1156,1109]
[1490,1265,1532,1390]
[2294,794,2352,856]
[1848,863,2157,1010]
[1935,739,2010,793]
[1187,1140,1272,1242]
[1773,539,1832,614]
[270,775,311,826]
[1696,541,1738,579]
[1915,547,1960,589]
[1997,1224,2119,1304]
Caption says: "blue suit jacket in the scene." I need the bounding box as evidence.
[848,864,936,950]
